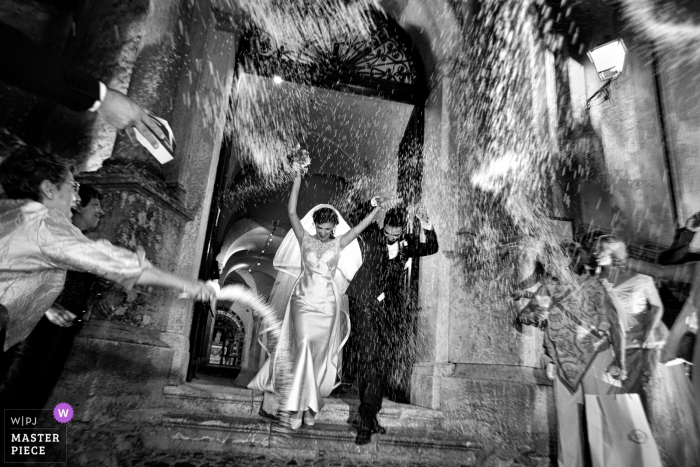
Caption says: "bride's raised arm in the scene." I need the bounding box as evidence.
[288,174,305,244]
[339,204,382,248]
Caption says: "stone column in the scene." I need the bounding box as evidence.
[411,67,554,458]
[51,0,239,419]
[410,74,455,407]
[159,5,240,384]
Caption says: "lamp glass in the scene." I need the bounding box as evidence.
[587,39,627,80]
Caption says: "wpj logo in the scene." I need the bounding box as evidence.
[9,416,38,426]
[4,404,70,464]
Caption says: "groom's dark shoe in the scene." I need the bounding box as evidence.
[353,404,386,445]
[355,427,372,445]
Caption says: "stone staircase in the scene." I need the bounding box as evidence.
[138,377,482,465]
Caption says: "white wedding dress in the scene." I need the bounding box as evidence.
[248,204,362,414]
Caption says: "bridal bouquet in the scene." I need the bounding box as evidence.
[287,145,311,176]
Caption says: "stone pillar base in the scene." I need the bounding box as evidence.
[412,362,555,457]
[48,320,176,422]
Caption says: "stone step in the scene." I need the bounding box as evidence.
[163,383,447,430]
[142,411,481,466]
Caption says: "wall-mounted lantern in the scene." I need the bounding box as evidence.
[587,39,627,81]
[586,39,627,108]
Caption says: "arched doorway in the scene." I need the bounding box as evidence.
[209,310,245,372]
[189,9,427,393]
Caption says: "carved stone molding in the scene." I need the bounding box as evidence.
[78,166,194,221]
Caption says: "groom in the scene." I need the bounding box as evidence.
[346,197,438,444]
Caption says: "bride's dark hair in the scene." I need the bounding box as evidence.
[312,207,339,226]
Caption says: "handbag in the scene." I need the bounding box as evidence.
[676,331,696,362]
[585,393,662,467]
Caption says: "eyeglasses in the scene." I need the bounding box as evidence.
[69,181,80,193]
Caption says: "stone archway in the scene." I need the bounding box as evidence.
[209,310,245,368]
[189,5,439,386]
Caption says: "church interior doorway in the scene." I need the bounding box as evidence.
[206,309,246,378]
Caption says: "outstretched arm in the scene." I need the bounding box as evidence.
[340,206,382,248]
[0,22,164,149]
[628,258,696,282]
[288,175,305,243]
[0,22,99,112]
[43,266,219,321]
[136,267,216,302]
[642,279,664,348]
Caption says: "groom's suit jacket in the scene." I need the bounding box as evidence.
[346,202,439,306]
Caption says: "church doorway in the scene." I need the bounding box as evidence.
[206,309,246,378]
[189,9,427,399]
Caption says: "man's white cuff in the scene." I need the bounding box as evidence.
[88,82,108,112]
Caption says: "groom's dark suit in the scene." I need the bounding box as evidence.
[345,202,438,427]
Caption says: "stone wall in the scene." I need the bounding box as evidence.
[578,32,675,246]
[0,0,239,420]
[658,30,700,222]
[413,71,554,452]
[556,2,694,247]
[618,0,700,225]
[402,1,556,462]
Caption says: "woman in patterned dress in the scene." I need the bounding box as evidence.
[594,235,700,466]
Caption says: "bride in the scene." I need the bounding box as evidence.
[249,161,382,430]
